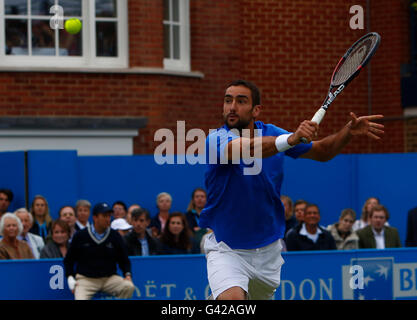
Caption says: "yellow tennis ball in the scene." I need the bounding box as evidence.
[65,18,82,35]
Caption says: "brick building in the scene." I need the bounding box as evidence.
[0,0,415,155]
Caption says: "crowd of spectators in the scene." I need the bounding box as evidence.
[0,187,209,261]
[1,187,417,261]
[281,195,406,251]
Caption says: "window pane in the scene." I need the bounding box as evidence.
[96,0,117,18]
[59,26,82,56]
[31,0,54,16]
[5,19,28,55]
[172,0,179,22]
[96,21,117,57]
[59,0,82,17]
[5,0,27,15]
[32,20,55,56]
[163,0,170,21]
[173,25,180,59]
[163,24,170,58]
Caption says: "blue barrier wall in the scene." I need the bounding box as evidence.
[1,248,416,300]
[0,151,26,211]
[2,150,417,245]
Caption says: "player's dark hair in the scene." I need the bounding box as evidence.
[226,79,261,107]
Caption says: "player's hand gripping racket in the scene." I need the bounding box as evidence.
[300,32,381,143]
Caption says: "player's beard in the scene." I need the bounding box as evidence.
[224,114,251,131]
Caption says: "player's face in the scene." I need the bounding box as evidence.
[223,86,260,130]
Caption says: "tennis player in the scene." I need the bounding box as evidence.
[199,79,384,300]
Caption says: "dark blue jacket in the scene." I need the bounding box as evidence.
[64,226,131,278]
[285,224,336,251]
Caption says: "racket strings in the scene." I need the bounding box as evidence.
[332,35,379,86]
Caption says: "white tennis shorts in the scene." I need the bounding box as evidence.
[204,233,284,300]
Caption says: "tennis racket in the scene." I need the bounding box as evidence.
[300,32,381,143]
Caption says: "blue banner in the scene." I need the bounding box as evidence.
[1,248,417,300]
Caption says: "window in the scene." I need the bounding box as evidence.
[163,0,190,71]
[0,0,128,68]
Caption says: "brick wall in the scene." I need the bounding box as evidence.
[0,0,411,155]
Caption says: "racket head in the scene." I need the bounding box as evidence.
[331,32,381,87]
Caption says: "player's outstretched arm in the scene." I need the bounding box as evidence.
[301,112,384,162]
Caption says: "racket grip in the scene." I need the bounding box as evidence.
[311,107,327,124]
[300,107,327,144]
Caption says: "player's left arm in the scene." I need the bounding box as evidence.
[300,112,384,162]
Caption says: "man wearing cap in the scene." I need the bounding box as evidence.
[63,202,135,300]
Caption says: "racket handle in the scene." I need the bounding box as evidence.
[300,107,327,144]
[311,107,327,124]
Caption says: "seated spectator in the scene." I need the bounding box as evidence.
[159,212,200,255]
[63,202,134,300]
[185,187,207,244]
[357,204,401,249]
[0,213,34,259]
[111,218,132,236]
[126,204,141,225]
[281,195,297,235]
[0,189,13,218]
[40,219,70,258]
[352,197,379,231]
[406,205,417,247]
[124,208,163,256]
[15,208,45,259]
[75,199,91,231]
[59,205,77,241]
[112,201,128,220]
[29,195,53,241]
[294,199,308,226]
[150,192,172,238]
[327,208,359,250]
[285,203,336,251]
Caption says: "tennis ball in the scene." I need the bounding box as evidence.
[65,18,82,35]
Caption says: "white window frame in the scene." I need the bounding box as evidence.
[163,0,190,72]
[0,0,128,69]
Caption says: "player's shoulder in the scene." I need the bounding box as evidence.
[255,121,290,136]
